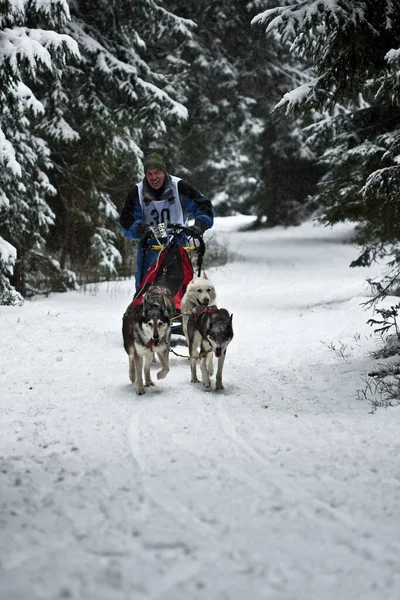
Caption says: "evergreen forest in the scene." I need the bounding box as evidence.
[1,0,400,304]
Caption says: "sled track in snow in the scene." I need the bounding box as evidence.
[211,388,400,567]
[128,400,259,597]
[129,409,219,541]
[128,386,400,586]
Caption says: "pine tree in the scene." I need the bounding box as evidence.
[253,0,400,259]
[0,0,79,302]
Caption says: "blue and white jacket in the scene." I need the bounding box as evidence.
[119,174,214,241]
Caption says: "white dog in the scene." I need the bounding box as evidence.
[181,272,217,339]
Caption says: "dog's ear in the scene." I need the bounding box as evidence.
[202,271,208,280]
[161,293,173,316]
[142,296,152,316]
[160,294,169,314]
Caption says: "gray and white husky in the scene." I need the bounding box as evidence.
[186,305,233,391]
[122,286,174,395]
[181,272,217,339]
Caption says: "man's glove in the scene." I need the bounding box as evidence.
[189,221,206,237]
[137,223,152,242]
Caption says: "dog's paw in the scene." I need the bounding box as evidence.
[157,368,169,380]
[215,383,225,391]
[145,379,155,387]
[203,383,212,392]
[190,377,199,383]
[136,388,145,396]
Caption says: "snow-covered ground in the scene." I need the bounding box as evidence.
[2,217,400,600]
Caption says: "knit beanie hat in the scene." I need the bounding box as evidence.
[143,152,167,173]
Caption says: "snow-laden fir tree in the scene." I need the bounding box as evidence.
[253,0,400,265]
[0,0,79,303]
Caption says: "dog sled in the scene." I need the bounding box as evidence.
[129,223,206,337]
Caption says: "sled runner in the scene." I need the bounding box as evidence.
[129,224,206,336]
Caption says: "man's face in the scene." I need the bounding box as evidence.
[146,168,165,190]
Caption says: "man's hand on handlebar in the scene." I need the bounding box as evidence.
[170,221,205,238]
[137,223,152,243]
[187,225,204,237]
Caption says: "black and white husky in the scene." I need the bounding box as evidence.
[122,286,174,395]
[186,305,233,391]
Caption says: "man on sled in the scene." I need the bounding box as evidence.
[119,152,214,290]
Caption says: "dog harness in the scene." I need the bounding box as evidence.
[146,287,171,299]
[193,305,219,321]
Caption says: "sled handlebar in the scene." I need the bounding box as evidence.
[146,224,205,256]
[145,223,205,276]
[168,224,206,256]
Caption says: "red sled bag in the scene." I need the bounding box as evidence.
[129,244,194,311]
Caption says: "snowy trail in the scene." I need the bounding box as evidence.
[127,381,400,599]
[2,219,400,599]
